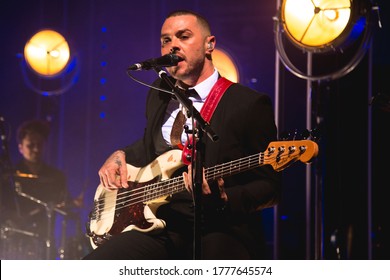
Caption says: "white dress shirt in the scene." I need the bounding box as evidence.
[161,69,219,146]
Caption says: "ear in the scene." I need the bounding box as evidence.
[206,36,216,52]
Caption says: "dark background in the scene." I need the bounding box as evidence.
[0,0,388,260]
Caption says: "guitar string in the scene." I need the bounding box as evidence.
[91,141,310,214]
[90,138,313,222]
[93,152,262,207]
[89,150,304,221]
[89,150,299,221]
[89,152,264,220]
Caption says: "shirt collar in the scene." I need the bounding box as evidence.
[190,69,219,101]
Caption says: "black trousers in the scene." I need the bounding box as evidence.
[83,229,252,260]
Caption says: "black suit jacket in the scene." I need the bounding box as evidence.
[122,76,281,257]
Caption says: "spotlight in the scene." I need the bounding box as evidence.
[275,0,375,81]
[24,29,70,77]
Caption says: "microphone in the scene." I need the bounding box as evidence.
[128,54,183,71]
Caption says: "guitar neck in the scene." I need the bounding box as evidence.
[145,152,263,202]
[204,152,262,181]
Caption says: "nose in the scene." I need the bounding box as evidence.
[170,46,180,54]
[31,143,41,152]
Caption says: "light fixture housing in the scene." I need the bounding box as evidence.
[275,0,374,81]
[24,29,70,77]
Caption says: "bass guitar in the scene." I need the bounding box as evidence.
[87,139,318,249]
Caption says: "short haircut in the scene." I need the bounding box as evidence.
[16,120,50,144]
[165,9,211,35]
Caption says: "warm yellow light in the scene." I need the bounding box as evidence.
[212,48,239,83]
[323,10,338,21]
[282,0,351,48]
[24,29,70,76]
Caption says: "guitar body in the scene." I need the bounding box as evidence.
[88,149,184,249]
[87,140,319,249]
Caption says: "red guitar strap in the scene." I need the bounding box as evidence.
[200,77,234,122]
[181,77,234,164]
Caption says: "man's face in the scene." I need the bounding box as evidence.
[160,14,210,82]
[18,132,45,163]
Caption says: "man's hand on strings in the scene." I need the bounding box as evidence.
[182,164,228,202]
[98,150,129,190]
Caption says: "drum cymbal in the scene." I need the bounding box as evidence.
[15,171,38,179]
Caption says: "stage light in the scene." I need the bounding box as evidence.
[275,0,375,81]
[24,29,70,77]
[281,0,353,51]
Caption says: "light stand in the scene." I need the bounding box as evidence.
[274,0,376,259]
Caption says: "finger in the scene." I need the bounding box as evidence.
[202,183,211,195]
[98,169,110,190]
[202,168,211,195]
[99,177,117,191]
[217,177,224,188]
[112,151,128,188]
[217,177,228,202]
[182,172,192,194]
[105,169,122,190]
[119,164,129,188]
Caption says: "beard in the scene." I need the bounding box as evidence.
[166,59,204,85]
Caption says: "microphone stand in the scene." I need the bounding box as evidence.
[153,67,218,259]
[15,187,68,259]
